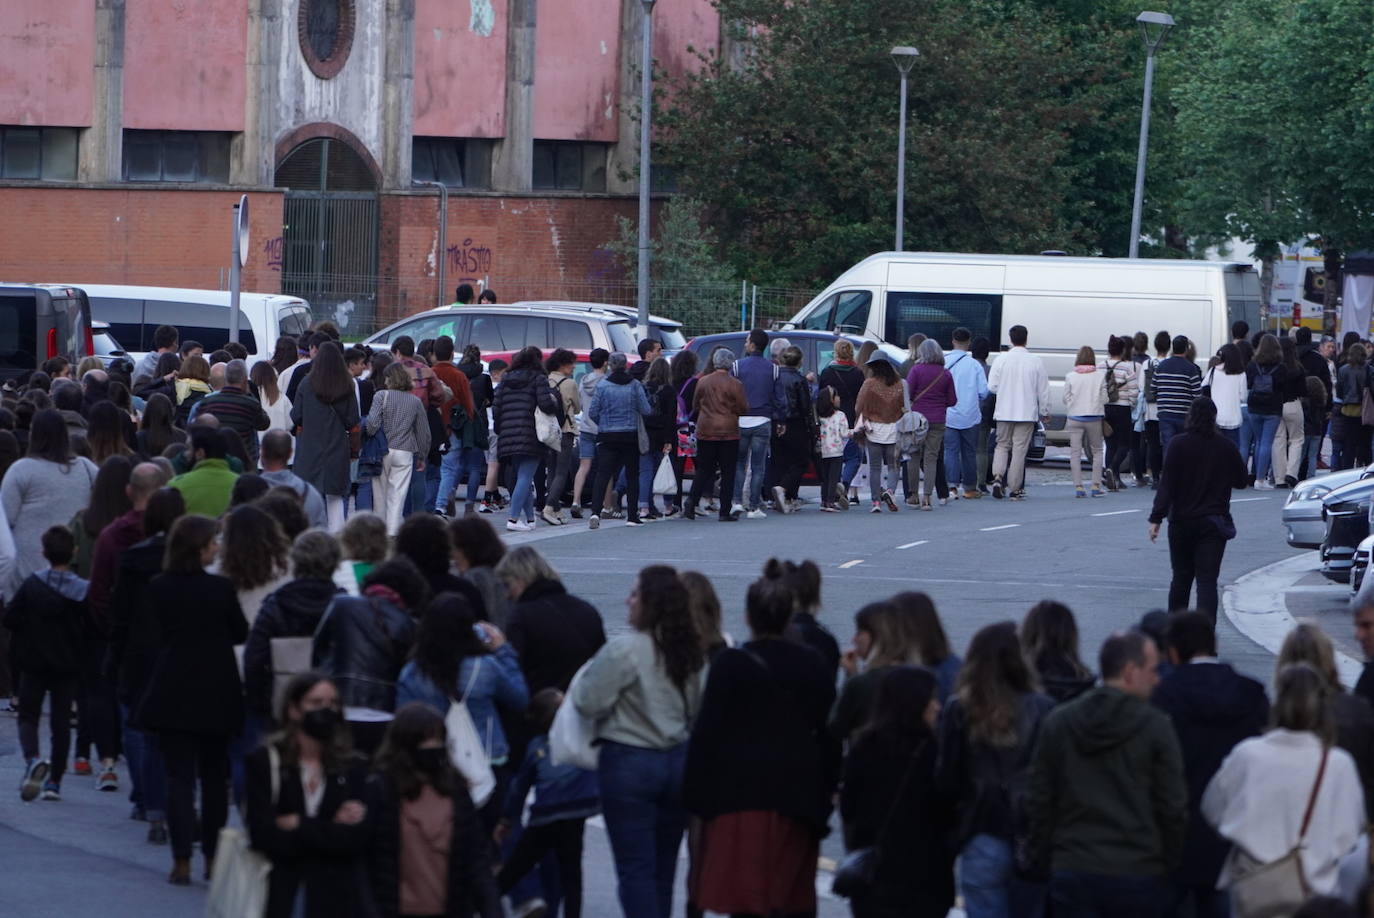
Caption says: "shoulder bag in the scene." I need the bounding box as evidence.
[897,374,942,458]
[206,746,279,918]
[549,661,600,771]
[445,658,497,807]
[833,739,929,899]
[535,401,562,451]
[1226,745,1329,918]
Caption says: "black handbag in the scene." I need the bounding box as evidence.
[832,739,929,899]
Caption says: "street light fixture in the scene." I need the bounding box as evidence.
[636,0,657,332]
[890,46,919,252]
[1127,10,1175,258]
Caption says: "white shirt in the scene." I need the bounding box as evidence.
[1204,367,1247,430]
[987,346,1050,422]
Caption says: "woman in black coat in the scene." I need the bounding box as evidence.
[491,346,559,530]
[497,546,606,695]
[685,569,840,918]
[245,672,372,918]
[133,513,247,885]
[367,703,503,918]
[289,342,360,532]
[840,665,956,918]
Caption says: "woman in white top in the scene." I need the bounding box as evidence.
[1203,344,1248,448]
[1100,335,1140,491]
[251,361,293,466]
[1063,345,1108,498]
[1203,662,1364,902]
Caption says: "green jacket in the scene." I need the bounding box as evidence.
[1028,685,1186,876]
[170,459,239,518]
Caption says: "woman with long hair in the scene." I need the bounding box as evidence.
[1020,600,1095,704]
[291,341,362,531]
[1273,337,1308,487]
[135,514,247,885]
[1149,397,1249,622]
[1064,345,1107,497]
[1203,663,1365,904]
[830,600,913,741]
[1100,335,1140,491]
[86,401,133,465]
[251,361,294,458]
[906,339,957,510]
[637,356,677,520]
[855,357,905,513]
[214,503,290,627]
[2,408,98,584]
[1202,343,1247,448]
[819,338,867,504]
[368,702,503,918]
[938,622,1055,918]
[890,591,962,703]
[571,564,707,918]
[448,514,510,628]
[666,349,699,515]
[173,354,212,427]
[244,672,373,917]
[680,569,729,659]
[493,345,560,532]
[71,455,134,576]
[270,335,300,376]
[1334,343,1372,470]
[1242,333,1289,485]
[365,362,431,536]
[137,392,185,458]
[840,665,956,918]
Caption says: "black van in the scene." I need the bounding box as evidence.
[0,284,94,381]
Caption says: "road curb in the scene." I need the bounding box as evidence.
[1222,552,1362,688]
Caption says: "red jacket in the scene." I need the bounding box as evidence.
[432,361,475,435]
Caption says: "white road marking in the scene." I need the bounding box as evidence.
[980,524,1021,531]
[1092,509,1141,517]
[896,540,928,549]
[839,559,864,569]
[1232,496,1271,503]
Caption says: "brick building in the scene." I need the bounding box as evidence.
[0,0,728,334]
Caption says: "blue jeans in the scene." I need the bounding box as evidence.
[598,741,688,918]
[509,455,540,523]
[945,425,979,491]
[1050,870,1167,918]
[436,438,488,512]
[1242,412,1280,482]
[638,450,664,512]
[1158,415,1184,457]
[841,438,863,487]
[960,834,1046,918]
[733,422,771,509]
[120,702,166,821]
[1303,434,1322,479]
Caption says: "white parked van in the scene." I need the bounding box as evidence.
[786,251,1263,439]
[67,284,314,365]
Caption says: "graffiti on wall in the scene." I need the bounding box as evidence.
[447,238,493,284]
[263,236,284,271]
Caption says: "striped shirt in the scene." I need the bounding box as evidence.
[1152,356,1202,419]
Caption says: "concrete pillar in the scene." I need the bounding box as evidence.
[380,0,416,190]
[78,0,124,182]
[232,0,280,185]
[490,0,535,192]
[606,0,646,195]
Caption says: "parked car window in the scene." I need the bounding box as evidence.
[396,313,462,344]
[0,294,39,370]
[469,315,503,351]
[143,299,258,354]
[551,318,594,350]
[277,305,312,338]
[796,293,837,332]
[89,296,146,352]
[607,321,637,355]
[884,291,1001,350]
[494,315,548,350]
[833,290,872,334]
[654,324,688,350]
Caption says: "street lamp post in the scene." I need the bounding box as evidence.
[1128,11,1175,259]
[891,46,919,252]
[636,0,657,332]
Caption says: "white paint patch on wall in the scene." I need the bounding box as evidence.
[469,0,495,37]
[600,40,607,55]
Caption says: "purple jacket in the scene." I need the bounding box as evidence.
[906,364,958,426]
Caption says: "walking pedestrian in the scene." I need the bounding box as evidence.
[499,547,605,695]
[1151,612,1269,918]
[135,392,186,458]
[943,328,990,499]
[366,362,431,537]
[987,325,1050,501]
[1028,631,1187,918]
[334,511,387,596]
[1202,343,1247,448]
[637,356,676,520]
[780,558,841,679]
[1274,337,1309,488]
[135,513,247,885]
[817,386,853,511]
[1148,397,1248,623]
[434,340,485,518]
[840,665,956,918]
[683,347,748,522]
[1152,335,1203,455]
[447,515,509,628]
[587,352,651,529]
[1335,343,1373,470]
[245,672,374,918]
[1063,346,1108,498]
[393,512,487,620]
[543,348,582,525]
[1100,336,1140,492]
[1242,334,1288,488]
[215,503,290,628]
[1139,331,1170,483]
[937,622,1055,918]
[664,349,699,516]
[250,360,293,456]
[1020,601,1096,705]
[906,339,957,510]
[191,359,270,464]
[368,702,503,918]
[730,329,786,517]
[830,600,909,741]
[771,346,817,514]
[685,570,839,918]
[570,565,707,918]
[258,429,327,528]
[2,408,98,583]
[571,349,608,518]
[169,423,240,517]
[492,346,560,533]
[855,357,905,512]
[290,341,361,532]
[1203,663,1365,905]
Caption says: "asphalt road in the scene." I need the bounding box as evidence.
[0,464,1300,917]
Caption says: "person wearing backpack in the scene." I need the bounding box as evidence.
[542,349,582,526]
[1099,336,1140,492]
[1241,334,1288,488]
[906,340,958,510]
[770,346,818,514]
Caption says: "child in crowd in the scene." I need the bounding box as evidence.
[496,688,600,918]
[816,386,852,512]
[5,526,90,802]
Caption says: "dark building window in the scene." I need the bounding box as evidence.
[533,141,607,192]
[411,138,492,189]
[298,0,355,79]
[0,126,78,181]
[122,131,230,183]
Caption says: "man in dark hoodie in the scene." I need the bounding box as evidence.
[1028,630,1186,918]
[1295,325,1333,410]
[1150,612,1267,918]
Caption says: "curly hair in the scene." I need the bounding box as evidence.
[219,504,289,590]
[635,565,703,691]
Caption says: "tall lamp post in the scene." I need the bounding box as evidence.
[636,0,657,332]
[1128,11,1175,259]
[891,46,919,252]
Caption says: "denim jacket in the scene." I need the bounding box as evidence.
[396,643,530,764]
[588,371,652,434]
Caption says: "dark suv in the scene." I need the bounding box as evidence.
[0,284,93,381]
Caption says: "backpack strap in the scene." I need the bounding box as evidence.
[1297,746,1330,844]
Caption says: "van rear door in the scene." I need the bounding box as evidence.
[0,289,39,379]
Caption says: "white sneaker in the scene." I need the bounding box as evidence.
[731,503,745,516]
[747,508,767,520]
[589,514,601,530]
[1255,480,1275,490]
[505,519,523,532]
[772,486,791,513]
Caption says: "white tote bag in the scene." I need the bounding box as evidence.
[549,662,600,770]
[445,658,496,807]
[535,405,562,451]
[269,636,313,719]
[205,747,279,918]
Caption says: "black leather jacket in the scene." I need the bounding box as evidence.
[311,593,417,713]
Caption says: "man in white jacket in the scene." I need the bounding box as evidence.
[986,324,1050,499]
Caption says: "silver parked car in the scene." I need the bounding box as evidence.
[1283,467,1369,550]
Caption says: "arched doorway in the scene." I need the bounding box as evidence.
[275,136,378,332]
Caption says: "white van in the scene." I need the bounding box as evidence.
[786,251,1263,439]
[67,284,314,365]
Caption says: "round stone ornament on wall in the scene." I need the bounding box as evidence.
[298,0,355,79]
